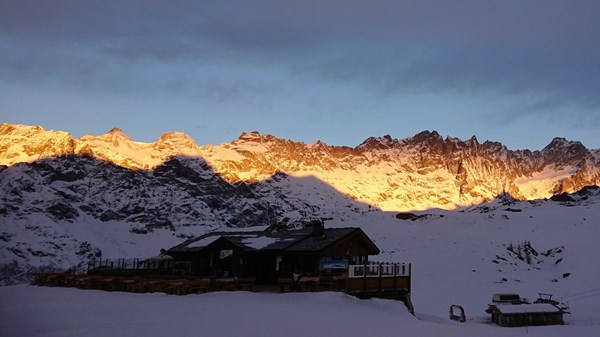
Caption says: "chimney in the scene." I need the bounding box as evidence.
[311,220,325,237]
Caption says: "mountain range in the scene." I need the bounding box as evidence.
[1,123,599,284]
[2,123,599,210]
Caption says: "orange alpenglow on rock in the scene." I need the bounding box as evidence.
[1,123,599,211]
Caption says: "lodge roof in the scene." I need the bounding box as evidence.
[492,303,562,314]
[287,228,375,252]
[168,227,379,254]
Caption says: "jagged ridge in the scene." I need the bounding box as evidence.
[1,124,599,211]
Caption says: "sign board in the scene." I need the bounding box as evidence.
[321,260,348,270]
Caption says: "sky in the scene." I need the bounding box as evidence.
[1,0,599,150]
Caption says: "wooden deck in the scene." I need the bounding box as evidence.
[33,273,255,295]
[33,271,407,295]
[34,262,413,313]
[277,276,346,292]
[344,262,414,314]
[346,274,410,293]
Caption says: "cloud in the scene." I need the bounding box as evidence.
[1,0,600,119]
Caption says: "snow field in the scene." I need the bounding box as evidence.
[1,285,599,337]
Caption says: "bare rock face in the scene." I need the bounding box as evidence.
[1,124,599,212]
[202,130,599,210]
[0,124,76,165]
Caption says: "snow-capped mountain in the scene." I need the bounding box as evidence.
[2,124,599,211]
[1,123,599,285]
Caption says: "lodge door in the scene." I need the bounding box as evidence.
[254,256,277,284]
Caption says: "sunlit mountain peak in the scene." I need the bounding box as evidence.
[1,123,598,211]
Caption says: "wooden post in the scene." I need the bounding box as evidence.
[362,262,367,293]
[378,263,382,292]
[393,263,397,291]
[408,263,412,292]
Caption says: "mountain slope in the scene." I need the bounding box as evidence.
[0,154,371,284]
[1,124,599,211]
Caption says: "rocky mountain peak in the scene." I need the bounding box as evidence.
[105,128,132,140]
[237,131,262,141]
[307,140,328,150]
[79,128,135,148]
[232,131,285,151]
[0,123,17,134]
[543,137,586,153]
[1,123,47,137]
[411,130,443,143]
[356,135,398,151]
[481,140,508,154]
[542,137,588,165]
[468,135,479,145]
[544,137,569,149]
[404,130,446,154]
[155,132,198,151]
[0,124,75,165]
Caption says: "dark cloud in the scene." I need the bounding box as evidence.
[1,0,600,117]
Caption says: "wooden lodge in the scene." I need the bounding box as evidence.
[37,223,413,312]
[167,223,378,283]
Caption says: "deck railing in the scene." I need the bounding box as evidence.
[348,262,410,278]
[88,258,193,276]
[88,258,144,271]
[346,262,411,294]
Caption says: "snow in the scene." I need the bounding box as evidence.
[2,197,600,336]
[203,145,246,161]
[241,235,279,249]
[494,303,560,314]
[187,233,286,250]
[186,234,284,250]
[515,166,578,200]
[1,285,598,337]
[186,235,220,248]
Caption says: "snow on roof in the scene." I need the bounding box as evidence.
[179,230,308,251]
[230,231,310,250]
[494,303,562,314]
[240,236,280,250]
[186,235,220,248]
[172,227,375,253]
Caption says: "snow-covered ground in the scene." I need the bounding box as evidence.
[350,199,600,323]
[1,285,598,337]
[1,194,599,336]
